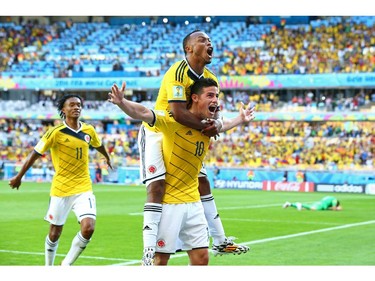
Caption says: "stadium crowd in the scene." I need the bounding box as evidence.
[1,16,375,77]
[207,120,374,171]
[219,88,375,112]
[218,20,375,76]
[1,116,374,173]
[1,86,374,117]
[1,15,374,179]
[0,18,67,76]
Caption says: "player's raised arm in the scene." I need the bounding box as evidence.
[220,102,255,133]
[108,82,155,124]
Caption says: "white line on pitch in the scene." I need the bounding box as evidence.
[0,250,130,262]
[223,218,340,225]
[2,220,374,266]
[112,219,375,265]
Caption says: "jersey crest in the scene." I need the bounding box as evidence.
[84,134,91,143]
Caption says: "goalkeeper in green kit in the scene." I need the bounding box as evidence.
[283,196,342,211]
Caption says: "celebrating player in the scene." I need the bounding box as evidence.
[137,29,251,265]
[9,94,112,266]
[108,78,254,265]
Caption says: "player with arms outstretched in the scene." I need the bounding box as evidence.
[138,30,251,265]
[109,78,254,265]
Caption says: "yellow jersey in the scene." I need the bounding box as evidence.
[144,59,218,132]
[152,110,210,204]
[34,121,101,197]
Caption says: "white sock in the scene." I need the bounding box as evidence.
[61,231,90,266]
[201,194,226,245]
[45,235,59,266]
[143,203,162,249]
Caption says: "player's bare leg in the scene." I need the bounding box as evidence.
[154,252,170,265]
[187,248,209,265]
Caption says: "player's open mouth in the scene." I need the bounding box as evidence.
[207,47,213,57]
[209,105,219,113]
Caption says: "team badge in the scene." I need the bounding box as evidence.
[84,135,91,143]
[157,239,166,248]
[148,165,157,174]
[172,85,184,98]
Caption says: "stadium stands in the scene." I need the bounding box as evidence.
[0,16,374,183]
[1,16,375,78]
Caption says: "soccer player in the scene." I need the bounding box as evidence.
[8,94,112,266]
[108,78,254,265]
[283,196,342,211]
[138,29,250,265]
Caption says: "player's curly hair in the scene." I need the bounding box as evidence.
[57,94,83,119]
[182,29,201,55]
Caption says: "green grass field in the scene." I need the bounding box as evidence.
[1,180,375,267]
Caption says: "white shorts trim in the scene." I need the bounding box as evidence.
[199,163,207,177]
[44,191,96,225]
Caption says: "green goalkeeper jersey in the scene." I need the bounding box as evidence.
[312,196,339,210]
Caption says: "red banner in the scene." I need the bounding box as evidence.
[262,181,314,192]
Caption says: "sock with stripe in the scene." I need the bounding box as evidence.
[201,194,226,246]
[45,235,59,266]
[61,231,90,266]
[143,203,162,249]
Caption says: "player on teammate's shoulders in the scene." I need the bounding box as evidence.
[108,77,254,265]
[135,29,252,265]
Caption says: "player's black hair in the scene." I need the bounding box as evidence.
[182,29,201,55]
[190,77,218,94]
[336,200,341,207]
[57,94,83,119]
[187,77,218,109]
